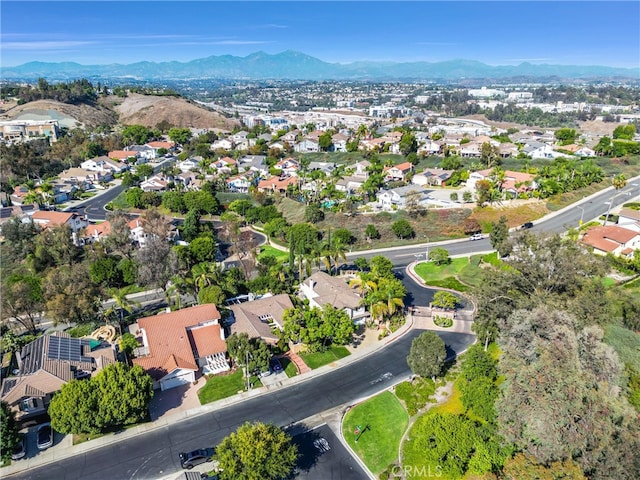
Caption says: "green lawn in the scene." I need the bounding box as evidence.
[604,324,640,370]
[257,245,289,262]
[299,345,350,369]
[415,253,504,291]
[198,370,262,405]
[279,356,299,378]
[414,257,473,292]
[343,391,409,475]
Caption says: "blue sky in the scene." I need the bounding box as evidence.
[2,1,639,68]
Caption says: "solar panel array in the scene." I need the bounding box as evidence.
[47,336,91,363]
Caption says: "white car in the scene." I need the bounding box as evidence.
[36,423,54,450]
[469,233,484,241]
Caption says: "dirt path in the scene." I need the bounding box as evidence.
[397,380,455,467]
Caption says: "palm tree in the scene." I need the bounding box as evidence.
[349,273,377,297]
[612,173,627,191]
[103,287,140,330]
[190,262,223,295]
[604,174,627,226]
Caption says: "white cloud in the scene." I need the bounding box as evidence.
[2,40,98,50]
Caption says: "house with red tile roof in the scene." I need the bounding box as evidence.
[383,162,414,182]
[132,304,228,391]
[108,150,138,162]
[257,175,298,194]
[145,140,175,152]
[580,225,640,257]
[467,169,537,198]
[31,210,88,233]
[85,221,112,243]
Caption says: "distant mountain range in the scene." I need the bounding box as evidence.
[2,50,639,82]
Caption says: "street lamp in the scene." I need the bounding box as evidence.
[424,235,430,262]
[576,201,591,227]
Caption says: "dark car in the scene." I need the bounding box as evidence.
[179,448,215,469]
[520,222,534,230]
[36,423,53,450]
[11,433,26,460]
[271,358,283,374]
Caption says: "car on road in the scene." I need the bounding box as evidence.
[36,423,53,450]
[11,433,26,460]
[520,222,534,230]
[179,448,215,469]
[469,233,484,240]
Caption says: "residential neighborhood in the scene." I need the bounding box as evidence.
[1,71,640,480]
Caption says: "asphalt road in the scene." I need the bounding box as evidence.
[347,178,640,266]
[14,328,474,480]
[31,174,635,480]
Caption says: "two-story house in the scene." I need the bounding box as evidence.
[0,332,116,420]
[383,162,414,182]
[131,304,228,391]
[299,272,369,324]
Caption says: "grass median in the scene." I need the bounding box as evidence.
[343,391,409,475]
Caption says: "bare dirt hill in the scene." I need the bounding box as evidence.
[0,99,118,129]
[107,93,239,131]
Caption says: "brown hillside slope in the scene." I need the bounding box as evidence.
[109,93,239,130]
[0,99,118,129]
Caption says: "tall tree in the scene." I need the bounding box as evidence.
[1,401,20,463]
[407,331,447,380]
[489,215,510,257]
[216,422,298,480]
[497,307,640,478]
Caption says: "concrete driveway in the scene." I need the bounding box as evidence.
[148,381,204,421]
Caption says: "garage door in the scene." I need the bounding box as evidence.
[160,371,194,391]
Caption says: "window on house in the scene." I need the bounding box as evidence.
[20,398,38,411]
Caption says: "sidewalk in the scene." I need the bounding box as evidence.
[60,179,122,213]
[0,304,417,478]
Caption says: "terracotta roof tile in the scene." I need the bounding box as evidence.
[132,304,221,380]
[189,324,226,357]
[31,210,74,225]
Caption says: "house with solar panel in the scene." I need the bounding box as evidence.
[0,332,116,420]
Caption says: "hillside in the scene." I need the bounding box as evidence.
[0,93,239,131]
[0,99,118,129]
[106,93,239,130]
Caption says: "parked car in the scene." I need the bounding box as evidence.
[271,358,283,374]
[11,433,26,460]
[520,222,534,230]
[36,423,53,450]
[179,448,215,469]
[469,233,483,241]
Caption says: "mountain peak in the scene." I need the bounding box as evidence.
[2,51,638,81]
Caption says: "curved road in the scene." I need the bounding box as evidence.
[28,175,635,480]
[13,272,474,480]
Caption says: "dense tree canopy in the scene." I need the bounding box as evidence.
[407,331,447,379]
[497,307,640,478]
[1,401,20,463]
[49,363,153,435]
[216,422,298,480]
[282,304,356,352]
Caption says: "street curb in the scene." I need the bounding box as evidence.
[0,282,420,478]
